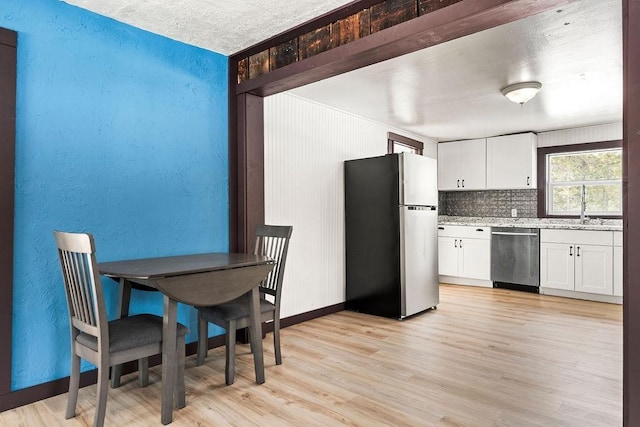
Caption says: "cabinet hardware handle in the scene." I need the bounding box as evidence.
[527,176,530,186]
[462,179,465,188]
[476,228,484,232]
[457,179,460,188]
[459,239,463,248]
[454,239,458,248]
[577,246,580,257]
[569,246,573,256]
[438,226,445,230]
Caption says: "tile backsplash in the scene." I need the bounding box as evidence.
[439,189,538,218]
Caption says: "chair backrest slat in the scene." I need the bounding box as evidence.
[54,231,108,345]
[62,251,87,325]
[64,249,96,326]
[253,225,292,299]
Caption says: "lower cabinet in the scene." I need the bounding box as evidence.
[438,226,490,283]
[540,242,574,290]
[540,229,618,300]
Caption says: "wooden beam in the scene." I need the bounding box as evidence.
[0,26,16,399]
[623,1,640,425]
[236,93,265,253]
[235,0,578,97]
[370,0,418,33]
[248,50,270,80]
[270,39,298,70]
[233,0,384,60]
[331,10,371,47]
[419,0,463,16]
[299,26,333,60]
[228,60,239,252]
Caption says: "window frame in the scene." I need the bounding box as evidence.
[387,132,423,155]
[537,140,623,218]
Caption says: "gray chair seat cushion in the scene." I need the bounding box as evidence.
[199,295,275,323]
[76,314,189,353]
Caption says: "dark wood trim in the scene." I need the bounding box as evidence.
[0,26,16,400]
[537,139,623,155]
[233,0,575,97]
[236,94,265,253]
[0,304,345,412]
[387,131,424,154]
[278,303,346,330]
[623,1,640,424]
[232,0,638,424]
[233,0,384,61]
[536,140,623,218]
[0,370,98,413]
[0,27,17,47]
[229,60,239,252]
[0,335,223,412]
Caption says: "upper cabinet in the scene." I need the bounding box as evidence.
[438,132,538,191]
[486,133,538,190]
[437,138,486,191]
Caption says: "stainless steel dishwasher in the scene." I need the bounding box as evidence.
[491,227,540,292]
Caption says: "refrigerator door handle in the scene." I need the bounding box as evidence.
[406,205,438,211]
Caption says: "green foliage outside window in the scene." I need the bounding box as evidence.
[547,149,622,215]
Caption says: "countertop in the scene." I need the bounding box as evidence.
[438,216,623,231]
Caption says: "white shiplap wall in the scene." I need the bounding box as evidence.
[537,122,622,147]
[264,93,437,318]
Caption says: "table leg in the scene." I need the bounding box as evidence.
[111,278,131,388]
[249,287,265,384]
[161,296,177,425]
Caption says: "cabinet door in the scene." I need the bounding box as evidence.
[575,244,613,295]
[458,238,490,280]
[437,142,459,190]
[438,236,459,276]
[486,133,537,189]
[457,138,486,190]
[614,246,623,297]
[540,243,574,290]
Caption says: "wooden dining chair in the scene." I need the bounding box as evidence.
[196,224,293,385]
[54,231,188,427]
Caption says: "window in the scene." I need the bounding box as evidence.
[387,132,423,155]
[392,142,419,153]
[540,141,622,217]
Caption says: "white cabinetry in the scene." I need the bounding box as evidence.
[486,133,537,189]
[437,139,486,191]
[540,230,614,297]
[540,242,574,290]
[438,225,491,285]
[613,231,623,297]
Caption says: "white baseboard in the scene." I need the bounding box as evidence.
[439,275,493,288]
[540,287,622,304]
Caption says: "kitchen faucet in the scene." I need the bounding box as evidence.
[580,184,589,224]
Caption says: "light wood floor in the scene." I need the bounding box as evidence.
[0,285,622,426]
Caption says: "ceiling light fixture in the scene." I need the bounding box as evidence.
[501,81,542,105]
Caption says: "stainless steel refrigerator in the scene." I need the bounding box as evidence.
[345,153,439,319]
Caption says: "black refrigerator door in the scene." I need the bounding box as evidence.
[345,155,402,318]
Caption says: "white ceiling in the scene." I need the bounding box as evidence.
[62,0,355,56]
[63,0,622,142]
[290,0,622,141]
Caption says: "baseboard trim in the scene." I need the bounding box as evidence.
[439,276,493,288]
[540,287,623,304]
[0,302,345,412]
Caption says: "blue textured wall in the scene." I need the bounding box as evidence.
[1,0,229,390]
